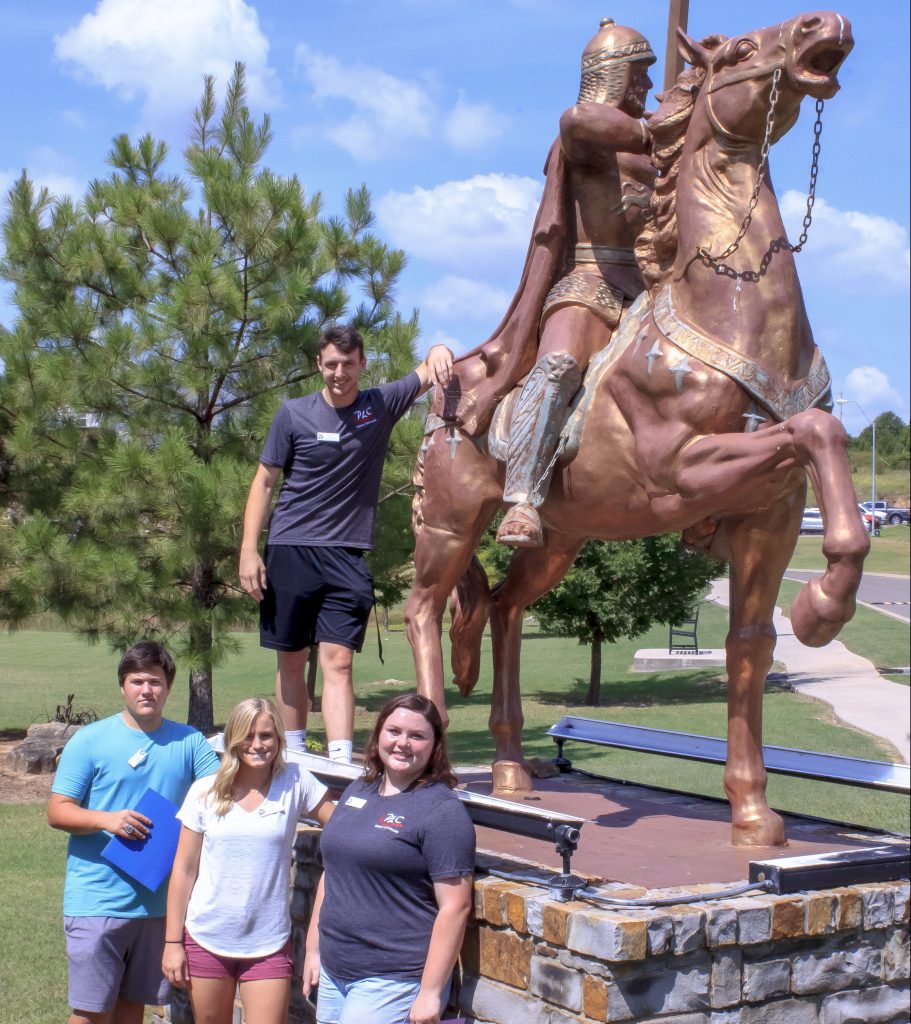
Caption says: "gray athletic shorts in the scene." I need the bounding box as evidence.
[64,915,169,1012]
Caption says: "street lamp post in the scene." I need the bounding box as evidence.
[836,398,876,536]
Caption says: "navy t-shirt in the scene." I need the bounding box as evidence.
[260,372,421,549]
[318,778,476,982]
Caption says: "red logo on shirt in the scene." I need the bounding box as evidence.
[375,812,405,832]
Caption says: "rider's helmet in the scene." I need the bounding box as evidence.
[578,18,656,109]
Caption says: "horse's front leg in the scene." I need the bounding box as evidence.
[488,533,582,792]
[675,409,868,646]
[720,498,804,847]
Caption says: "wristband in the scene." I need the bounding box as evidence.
[164,939,184,944]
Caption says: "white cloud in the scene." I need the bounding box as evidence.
[54,0,277,123]
[295,43,435,160]
[418,327,464,357]
[781,190,910,291]
[839,367,908,423]
[375,174,542,274]
[293,46,508,159]
[421,275,513,321]
[443,94,510,150]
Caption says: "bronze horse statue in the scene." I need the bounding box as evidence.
[405,12,863,846]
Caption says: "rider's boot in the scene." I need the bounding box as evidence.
[496,351,582,547]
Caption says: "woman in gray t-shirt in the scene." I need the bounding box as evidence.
[304,694,476,1024]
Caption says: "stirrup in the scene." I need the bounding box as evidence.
[496,504,543,548]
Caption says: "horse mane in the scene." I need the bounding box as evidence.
[635,36,727,293]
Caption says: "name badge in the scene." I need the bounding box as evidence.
[317,431,341,443]
[345,796,367,809]
[128,748,148,769]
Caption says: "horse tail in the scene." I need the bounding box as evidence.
[449,555,491,697]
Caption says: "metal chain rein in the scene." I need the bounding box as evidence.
[697,67,825,281]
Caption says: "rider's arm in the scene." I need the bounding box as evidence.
[560,103,650,165]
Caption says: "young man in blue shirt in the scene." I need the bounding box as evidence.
[238,326,452,762]
[49,641,220,1024]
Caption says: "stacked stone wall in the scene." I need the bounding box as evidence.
[461,869,909,1023]
[164,827,909,1024]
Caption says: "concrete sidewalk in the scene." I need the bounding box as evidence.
[708,579,911,765]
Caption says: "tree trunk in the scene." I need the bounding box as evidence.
[188,664,214,734]
[585,628,603,706]
[187,561,216,733]
[306,644,321,713]
[383,604,389,631]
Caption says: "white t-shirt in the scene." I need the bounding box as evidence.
[178,762,328,957]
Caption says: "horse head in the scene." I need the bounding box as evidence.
[678,12,853,147]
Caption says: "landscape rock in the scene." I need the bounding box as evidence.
[6,722,82,774]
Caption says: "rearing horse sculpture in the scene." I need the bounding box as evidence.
[405,12,864,846]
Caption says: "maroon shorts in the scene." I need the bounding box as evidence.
[184,931,293,981]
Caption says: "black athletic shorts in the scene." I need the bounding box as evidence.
[259,545,375,653]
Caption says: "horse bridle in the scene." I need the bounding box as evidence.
[696,53,825,281]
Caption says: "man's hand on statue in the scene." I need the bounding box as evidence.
[427,344,454,388]
[239,550,268,602]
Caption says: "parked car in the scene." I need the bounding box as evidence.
[859,500,910,527]
[800,508,825,534]
[858,504,888,528]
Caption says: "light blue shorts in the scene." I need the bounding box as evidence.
[315,966,450,1024]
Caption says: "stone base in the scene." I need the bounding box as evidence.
[459,870,909,1024]
[202,782,910,1024]
[633,648,726,672]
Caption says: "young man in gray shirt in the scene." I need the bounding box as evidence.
[238,326,453,761]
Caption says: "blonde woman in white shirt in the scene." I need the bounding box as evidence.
[164,697,333,1024]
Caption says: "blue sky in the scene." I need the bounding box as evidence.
[2,0,908,436]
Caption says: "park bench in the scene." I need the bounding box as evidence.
[668,605,700,653]
[546,716,911,793]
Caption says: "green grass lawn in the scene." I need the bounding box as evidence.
[3,607,907,836]
[788,525,910,574]
[2,590,909,1024]
[775,579,909,671]
[0,804,68,1024]
[808,458,910,509]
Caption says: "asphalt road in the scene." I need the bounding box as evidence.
[784,570,911,623]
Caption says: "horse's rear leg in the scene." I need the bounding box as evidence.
[722,500,803,847]
[488,535,583,792]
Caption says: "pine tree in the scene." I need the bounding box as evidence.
[0,65,420,731]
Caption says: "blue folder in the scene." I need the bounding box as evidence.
[101,787,182,893]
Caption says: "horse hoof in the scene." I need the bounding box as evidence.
[731,809,788,848]
[452,674,478,698]
[491,760,534,795]
[791,578,854,647]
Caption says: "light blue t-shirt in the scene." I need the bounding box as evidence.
[52,713,220,918]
